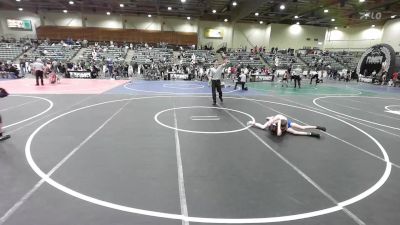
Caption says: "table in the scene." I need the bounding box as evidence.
[68,71,92,79]
[250,74,274,82]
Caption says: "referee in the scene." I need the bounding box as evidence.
[209,58,228,105]
[31,58,45,86]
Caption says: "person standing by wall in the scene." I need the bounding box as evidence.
[209,59,228,105]
[31,58,45,86]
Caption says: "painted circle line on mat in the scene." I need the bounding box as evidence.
[313,96,400,131]
[154,106,255,134]
[25,96,391,224]
[124,83,239,95]
[4,95,54,129]
[162,83,205,90]
[385,105,400,111]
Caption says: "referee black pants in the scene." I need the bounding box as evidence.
[310,74,319,85]
[234,82,245,90]
[211,80,222,103]
[35,70,44,86]
[293,75,301,88]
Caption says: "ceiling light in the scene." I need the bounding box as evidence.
[181,0,186,2]
[232,1,237,6]
[106,11,111,15]
[296,22,300,25]
[391,15,396,19]
[69,1,74,5]
[119,3,124,7]
[324,9,329,13]
[334,26,338,30]
[16,0,21,2]
[187,16,191,20]
[280,4,285,10]
[18,7,23,11]
[63,9,68,13]
[259,21,263,24]
[168,6,172,10]
[294,15,299,19]
[212,9,217,13]
[318,42,323,45]
[331,18,335,21]
[359,0,365,2]
[224,18,228,22]
[148,14,152,18]
[371,24,375,27]
[255,12,259,16]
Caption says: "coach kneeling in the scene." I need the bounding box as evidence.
[234,73,248,91]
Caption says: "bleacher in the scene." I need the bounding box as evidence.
[0,43,23,61]
[182,50,216,66]
[132,48,173,64]
[299,54,344,70]
[262,53,305,69]
[82,46,127,61]
[331,52,362,70]
[25,44,80,62]
[226,52,264,67]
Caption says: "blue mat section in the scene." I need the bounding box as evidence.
[105,80,262,96]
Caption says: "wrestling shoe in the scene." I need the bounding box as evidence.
[310,132,320,138]
[0,134,11,142]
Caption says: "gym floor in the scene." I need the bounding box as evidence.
[0,79,399,225]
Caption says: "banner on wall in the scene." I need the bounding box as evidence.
[356,44,396,76]
[7,19,32,30]
[204,29,223,39]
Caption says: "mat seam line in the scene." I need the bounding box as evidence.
[172,99,190,225]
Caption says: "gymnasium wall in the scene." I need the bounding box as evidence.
[381,18,400,52]
[231,23,270,49]
[0,10,39,39]
[197,20,232,49]
[269,24,327,50]
[324,25,383,51]
[1,9,399,52]
[43,12,82,27]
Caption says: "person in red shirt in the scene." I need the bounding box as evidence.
[392,71,399,87]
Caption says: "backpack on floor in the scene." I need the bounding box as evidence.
[0,88,8,98]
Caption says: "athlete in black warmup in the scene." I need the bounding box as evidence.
[0,88,11,141]
[248,114,326,138]
[310,72,319,85]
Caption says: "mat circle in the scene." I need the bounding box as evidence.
[154,106,255,134]
[25,96,391,224]
[4,95,54,129]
